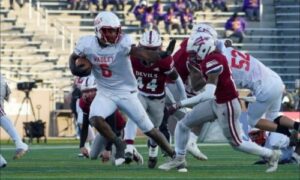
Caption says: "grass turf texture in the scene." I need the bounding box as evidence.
[0,138,299,179]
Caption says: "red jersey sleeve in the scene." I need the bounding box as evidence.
[79,98,90,114]
[159,56,174,74]
[115,110,126,131]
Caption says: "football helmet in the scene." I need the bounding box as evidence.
[186,33,216,61]
[139,30,162,49]
[94,11,121,45]
[191,23,218,40]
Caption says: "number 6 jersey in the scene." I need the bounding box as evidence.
[74,35,137,93]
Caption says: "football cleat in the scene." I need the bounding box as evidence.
[148,157,158,169]
[113,139,126,166]
[148,145,158,169]
[158,156,186,171]
[0,155,7,168]
[13,142,28,160]
[133,147,144,165]
[266,150,281,173]
[187,141,208,160]
[124,145,134,164]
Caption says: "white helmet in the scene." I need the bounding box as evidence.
[139,30,162,48]
[94,11,121,45]
[80,75,97,92]
[186,33,216,61]
[191,23,218,40]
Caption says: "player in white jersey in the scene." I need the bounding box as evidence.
[0,75,28,168]
[69,11,176,166]
[220,44,300,137]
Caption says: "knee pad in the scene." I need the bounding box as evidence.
[273,116,282,125]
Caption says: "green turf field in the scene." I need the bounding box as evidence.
[0,138,299,179]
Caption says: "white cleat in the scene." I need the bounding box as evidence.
[158,156,186,171]
[266,150,281,173]
[14,142,28,160]
[0,155,7,168]
[124,145,134,164]
[114,158,125,166]
[187,141,208,161]
[133,147,144,165]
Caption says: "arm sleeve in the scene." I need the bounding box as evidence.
[179,84,216,107]
[174,76,187,100]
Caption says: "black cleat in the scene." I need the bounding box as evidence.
[148,156,158,169]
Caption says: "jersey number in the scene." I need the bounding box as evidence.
[137,77,158,92]
[99,64,112,77]
[231,49,250,71]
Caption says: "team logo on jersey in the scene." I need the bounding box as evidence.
[94,55,114,64]
[206,60,218,68]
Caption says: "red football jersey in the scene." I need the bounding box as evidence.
[79,98,126,130]
[173,38,189,83]
[200,51,239,104]
[131,55,174,96]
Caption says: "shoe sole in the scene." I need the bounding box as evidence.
[13,150,27,160]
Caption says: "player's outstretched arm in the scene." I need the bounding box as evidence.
[79,113,90,158]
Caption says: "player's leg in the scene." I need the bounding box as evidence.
[217,99,281,172]
[0,154,7,168]
[90,133,107,160]
[146,97,166,168]
[89,91,125,166]
[159,100,216,171]
[123,119,138,163]
[117,91,174,159]
[0,108,28,160]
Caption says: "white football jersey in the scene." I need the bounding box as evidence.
[222,47,284,96]
[74,34,137,93]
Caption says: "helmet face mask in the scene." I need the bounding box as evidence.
[94,12,121,45]
[139,30,162,51]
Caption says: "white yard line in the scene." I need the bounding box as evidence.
[0,143,229,150]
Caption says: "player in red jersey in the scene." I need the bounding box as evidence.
[78,75,143,163]
[165,24,219,160]
[159,34,281,173]
[123,30,186,168]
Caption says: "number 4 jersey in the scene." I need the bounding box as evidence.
[131,56,174,97]
[222,47,283,97]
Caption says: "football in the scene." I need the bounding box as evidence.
[75,57,92,72]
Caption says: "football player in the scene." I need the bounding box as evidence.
[77,75,143,164]
[0,75,28,167]
[69,11,176,166]
[159,34,281,173]
[123,30,187,168]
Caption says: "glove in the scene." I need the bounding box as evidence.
[166,102,181,115]
[100,150,111,163]
[80,147,89,158]
[158,39,176,59]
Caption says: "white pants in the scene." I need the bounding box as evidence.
[89,90,154,132]
[247,78,284,127]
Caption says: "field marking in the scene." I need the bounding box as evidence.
[0,143,229,150]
